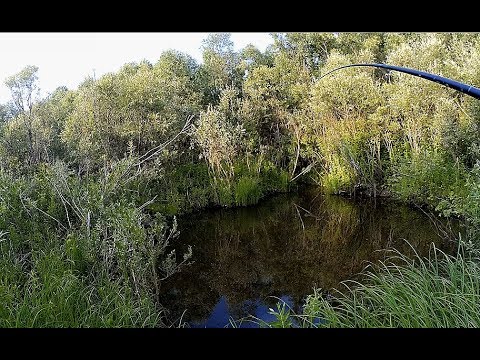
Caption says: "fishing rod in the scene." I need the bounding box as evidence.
[318,63,480,100]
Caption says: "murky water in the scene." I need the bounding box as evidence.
[159,186,462,328]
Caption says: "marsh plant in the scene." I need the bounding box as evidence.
[250,241,480,328]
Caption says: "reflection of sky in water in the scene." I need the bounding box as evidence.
[190,295,294,328]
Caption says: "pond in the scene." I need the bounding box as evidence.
[159,186,462,328]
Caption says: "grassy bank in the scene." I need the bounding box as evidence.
[0,164,194,327]
[152,161,290,215]
[248,240,480,328]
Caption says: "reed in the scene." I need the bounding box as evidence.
[248,240,480,328]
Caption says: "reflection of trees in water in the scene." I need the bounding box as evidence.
[159,187,460,323]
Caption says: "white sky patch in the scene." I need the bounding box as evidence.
[0,32,273,104]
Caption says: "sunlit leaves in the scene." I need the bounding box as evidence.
[62,51,202,171]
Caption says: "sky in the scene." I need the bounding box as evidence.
[0,32,273,105]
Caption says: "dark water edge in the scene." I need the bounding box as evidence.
[159,185,463,328]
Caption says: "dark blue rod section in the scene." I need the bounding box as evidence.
[318,63,480,100]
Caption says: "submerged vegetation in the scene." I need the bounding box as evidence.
[2,32,480,327]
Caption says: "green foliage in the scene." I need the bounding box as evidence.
[0,162,192,327]
[460,163,480,238]
[0,102,17,124]
[0,253,163,328]
[265,302,294,328]
[234,175,262,206]
[321,154,356,194]
[389,151,468,217]
[154,163,213,214]
[193,103,242,180]
[4,65,39,114]
[238,44,274,76]
[62,54,201,171]
[199,33,242,104]
[300,243,480,328]
[4,33,480,327]
[2,66,42,169]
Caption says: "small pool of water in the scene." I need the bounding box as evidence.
[159,186,462,327]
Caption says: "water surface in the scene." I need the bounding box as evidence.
[160,186,461,327]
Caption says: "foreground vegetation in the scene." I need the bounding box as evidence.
[309,243,480,327]
[245,242,480,328]
[2,32,480,327]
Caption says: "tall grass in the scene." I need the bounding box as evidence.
[0,238,165,328]
[1,271,163,328]
[254,241,480,328]
[0,166,190,328]
[234,176,262,206]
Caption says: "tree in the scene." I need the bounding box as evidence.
[199,33,241,105]
[62,51,202,172]
[238,44,274,77]
[34,86,76,161]
[272,32,337,74]
[0,102,17,124]
[4,65,40,165]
